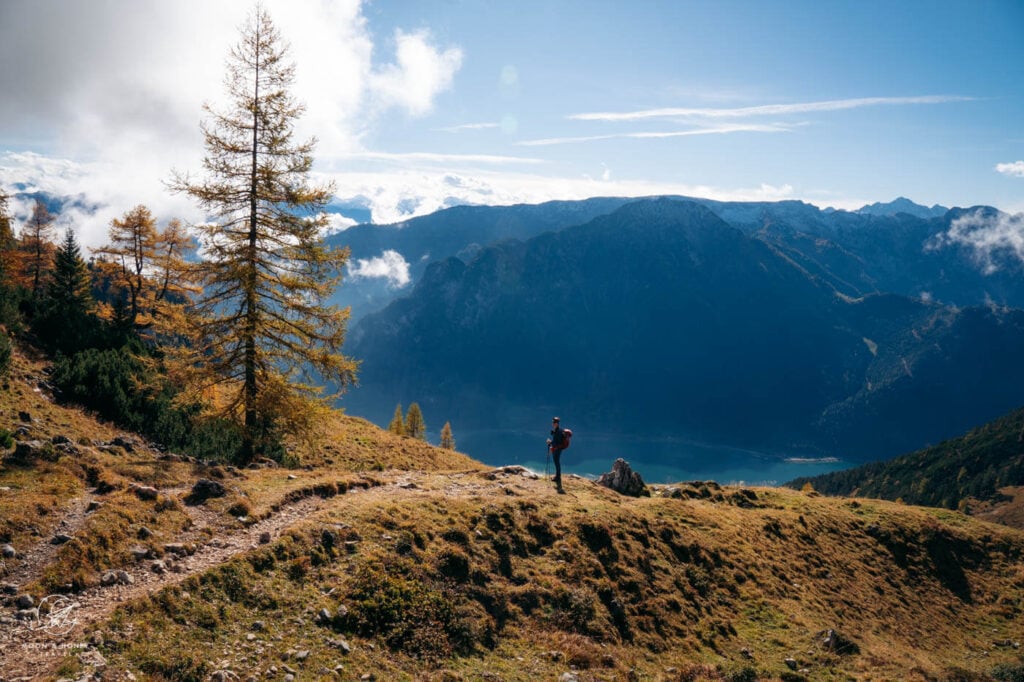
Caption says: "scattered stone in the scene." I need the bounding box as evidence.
[86,500,102,513]
[110,435,136,452]
[295,650,310,662]
[559,674,579,682]
[51,533,73,545]
[282,664,298,674]
[16,594,35,609]
[131,485,159,501]
[115,570,134,585]
[741,647,754,659]
[259,531,272,544]
[399,481,417,489]
[487,465,539,480]
[287,474,298,480]
[330,639,352,655]
[10,440,54,463]
[150,560,167,575]
[137,526,154,539]
[1,544,16,558]
[2,583,18,595]
[187,478,227,502]
[360,675,376,681]
[100,572,118,586]
[15,608,38,621]
[821,628,860,655]
[252,620,266,632]
[164,543,189,556]
[284,676,295,682]
[18,411,31,423]
[129,546,151,561]
[51,434,71,444]
[210,671,239,682]
[785,657,798,670]
[596,458,649,497]
[317,607,332,623]
[78,649,108,669]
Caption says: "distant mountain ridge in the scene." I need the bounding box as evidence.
[855,196,949,218]
[327,195,1023,325]
[342,198,1024,462]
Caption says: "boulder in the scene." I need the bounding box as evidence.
[131,485,159,501]
[1,543,16,558]
[187,478,227,503]
[596,458,648,497]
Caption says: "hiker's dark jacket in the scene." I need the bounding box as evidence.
[551,425,566,450]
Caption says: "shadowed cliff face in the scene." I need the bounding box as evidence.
[342,198,1024,463]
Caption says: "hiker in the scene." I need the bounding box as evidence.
[548,416,567,493]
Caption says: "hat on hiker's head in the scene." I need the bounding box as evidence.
[552,416,560,422]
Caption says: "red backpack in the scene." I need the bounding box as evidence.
[561,428,572,450]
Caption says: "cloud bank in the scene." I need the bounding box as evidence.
[0,0,463,247]
[931,209,1024,274]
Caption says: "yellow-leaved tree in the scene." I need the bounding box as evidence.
[170,6,356,462]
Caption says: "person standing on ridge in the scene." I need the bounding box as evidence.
[548,416,568,493]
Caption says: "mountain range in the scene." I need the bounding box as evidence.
[336,196,1024,464]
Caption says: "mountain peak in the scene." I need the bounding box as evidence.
[856,197,948,219]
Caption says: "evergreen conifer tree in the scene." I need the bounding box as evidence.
[40,229,95,353]
[169,7,356,462]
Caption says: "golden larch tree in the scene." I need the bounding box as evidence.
[170,7,356,462]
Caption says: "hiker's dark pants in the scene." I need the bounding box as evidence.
[552,448,562,487]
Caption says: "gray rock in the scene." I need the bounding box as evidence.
[129,546,151,561]
[132,485,159,501]
[295,650,310,662]
[18,411,31,423]
[596,458,648,497]
[137,526,153,539]
[115,570,134,585]
[251,620,266,631]
[15,607,38,621]
[1,543,16,558]
[785,657,798,670]
[51,533,73,545]
[318,607,331,623]
[100,571,118,586]
[150,560,167,574]
[259,531,272,544]
[51,434,71,445]
[86,500,102,513]
[1,583,18,595]
[16,594,35,609]
[188,478,227,501]
[164,543,188,556]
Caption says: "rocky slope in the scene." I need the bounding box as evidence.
[1,349,1023,681]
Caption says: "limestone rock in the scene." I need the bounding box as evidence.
[596,458,648,497]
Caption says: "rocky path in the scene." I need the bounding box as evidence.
[0,469,516,680]
[1,494,96,593]
[0,487,335,681]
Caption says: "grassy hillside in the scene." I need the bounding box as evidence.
[1,349,1023,681]
[789,405,1024,519]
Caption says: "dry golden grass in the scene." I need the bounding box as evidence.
[2,347,1024,681]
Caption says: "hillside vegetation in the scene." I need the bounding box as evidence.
[2,351,1024,682]
[788,406,1024,520]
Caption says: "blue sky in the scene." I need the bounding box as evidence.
[1,0,1022,245]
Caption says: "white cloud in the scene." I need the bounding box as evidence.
[322,212,359,234]
[569,95,974,122]
[995,161,1024,177]
[347,249,411,287]
[930,209,1024,274]
[518,123,792,146]
[337,151,544,165]
[0,1,464,248]
[434,122,500,133]
[368,29,463,117]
